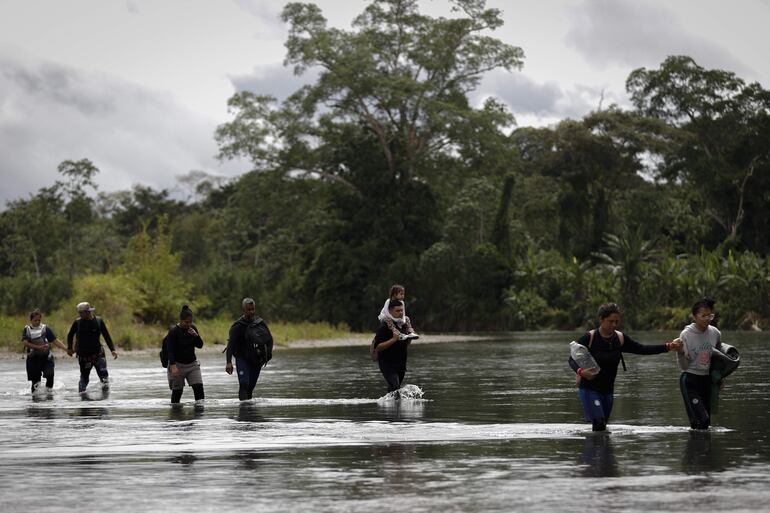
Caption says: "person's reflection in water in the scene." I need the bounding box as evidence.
[79,387,109,402]
[237,450,270,471]
[170,453,197,466]
[25,406,57,420]
[371,444,418,487]
[682,430,725,473]
[579,434,619,477]
[168,403,205,422]
[74,407,109,418]
[236,402,266,425]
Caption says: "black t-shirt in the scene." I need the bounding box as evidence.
[568,331,667,393]
[165,324,203,365]
[67,317,115,356]
[374,323,409,371]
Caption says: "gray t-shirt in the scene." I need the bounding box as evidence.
[677,323,721,376]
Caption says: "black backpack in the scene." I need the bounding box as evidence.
[159,334,169,368]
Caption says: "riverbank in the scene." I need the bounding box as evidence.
[0,333,496,360]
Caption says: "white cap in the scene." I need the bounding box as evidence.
[76,302,96,313]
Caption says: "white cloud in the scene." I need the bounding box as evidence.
[565,0,751,76]
[230,63,318,100]
[0,55,246,206]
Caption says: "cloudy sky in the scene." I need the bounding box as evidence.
[1,0,768,205]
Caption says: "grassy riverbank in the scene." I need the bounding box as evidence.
[0,313,359,353]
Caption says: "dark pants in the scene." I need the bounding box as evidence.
[235,355,262,400]
[78,351,109,393]
[26,355,54,392]
[578,388,614,431]
[680,372,711,429]
[379,364,406,393]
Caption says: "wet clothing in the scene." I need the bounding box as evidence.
[578,388,613,431]
[22,324,57,390]
[165,324,203,365]
[381,369,406,393]
[165,324,205,402]
[235,355,261,400]
[67,317,115,356]
[26,356,54,390]
[568,331,669,394]
[680,372,712,429]
[227,316,273,400]
[67,316,114,393]
[373,322,410,392]
[78,350,109,393]
[568,330,669,431]
[677,324,723,428]
[226,316,273,366]
[168,361,203,389]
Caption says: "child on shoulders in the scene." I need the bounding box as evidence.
[378,284,419,340]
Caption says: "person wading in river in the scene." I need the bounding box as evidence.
[21,308,68,395]
[675,296,726,430]
[568,302,682,431]
[67,302,118,394]
[372,300,413,397]
[165,305,205,405]
[225,298,273,401]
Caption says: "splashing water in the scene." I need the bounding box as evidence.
[377,384,425,402]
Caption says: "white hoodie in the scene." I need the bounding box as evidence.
[377,299,407,327]
[677,323,721,376]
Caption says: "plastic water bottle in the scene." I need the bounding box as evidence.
[570,341,600,372]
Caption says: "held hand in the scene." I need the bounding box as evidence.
[170,364,180,378]
[225,362,233,375]
[67,349,74,357]
[669,338,684,353]
[111,350,118,360]
[581,368,598,380]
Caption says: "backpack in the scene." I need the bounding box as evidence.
[159,334,169,368]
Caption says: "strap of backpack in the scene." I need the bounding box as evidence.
[590,328,627,371]
[616,330,627,371]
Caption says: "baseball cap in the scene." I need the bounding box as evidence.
[76,302,96,313]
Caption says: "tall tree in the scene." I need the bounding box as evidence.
[216,0,522,191]
[627,56,770,251]
[57,159,100,278]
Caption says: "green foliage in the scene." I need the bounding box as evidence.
[1,8,769,335]
[122,216,201,324]
[627,55,770,251]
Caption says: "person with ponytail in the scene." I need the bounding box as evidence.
[164,305,205,404]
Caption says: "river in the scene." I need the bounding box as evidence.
[1,332,768,512]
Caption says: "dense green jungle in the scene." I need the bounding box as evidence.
[2,0,769,341]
